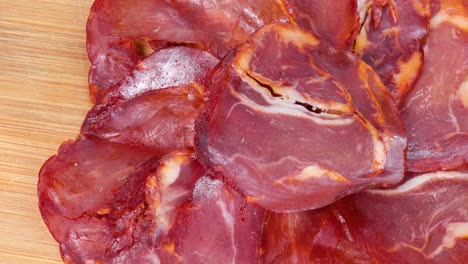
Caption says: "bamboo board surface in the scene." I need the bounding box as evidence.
[0,1,94,263]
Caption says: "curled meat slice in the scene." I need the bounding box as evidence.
[82,84,205,153]
[196,23,406,212]
[355,0,431,104]
[284,0,361,50]
[401,1,468,172]
[159,176,265,263]
[87,0,290,101]
[98,46,218,104]
[261,171,468,263]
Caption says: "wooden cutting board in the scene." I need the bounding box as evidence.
[0,1,94,263]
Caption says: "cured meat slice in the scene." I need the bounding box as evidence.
[98,46,218,104]
[284,0,361,50]
[401,1,468,172]
[260,171,468,263]
[39,148,205,263]
[196,23,406,212]
[158,176,265,263]
[355,0,430,104]
[38,137,155,220]
[87,0,290,101]
[82,84,205,153]
[38,137,160,263]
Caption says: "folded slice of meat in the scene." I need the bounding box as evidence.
[87,0,290,102]
[99,46,218,104]
[196,23,406,212]
[355,0,430,104]
[401,1,468,172]
[158,176,265,264]
[283,0,361,50]
[261,170,468,263]
[82,84,205,153]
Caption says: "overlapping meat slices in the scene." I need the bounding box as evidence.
[38,137,156,263]
[39,148,205,263]
[283,0,361,50]
[196,23,406,212]
[158,176,265,263]
[99,46,218,104]
[355,0,431,104]
[401,1,468,172]
[82,84,205,153]
[40,142,264,263]
[260,171,468,263]
[86,0,290,102]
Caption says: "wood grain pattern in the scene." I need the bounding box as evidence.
[0,1,94,263]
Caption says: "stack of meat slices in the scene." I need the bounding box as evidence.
[38,0,467,263]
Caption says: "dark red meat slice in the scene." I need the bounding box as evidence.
[159,176,265,263]
[82,84,205,153]
[400,1,468,172]
[98,46,218,104]
[38,137,155,220]
[39,148,205,263]
[38,137,158,263]
[196,23,406,212]
[355,0,430,104]
[261,170,468,263]
[284,0,361,50]
[87,0,290,102]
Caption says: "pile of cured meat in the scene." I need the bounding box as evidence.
[38,0,468,263]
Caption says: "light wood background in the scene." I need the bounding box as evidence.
[0,1,94,263]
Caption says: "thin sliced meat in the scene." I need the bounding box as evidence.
[110,149,206,264]
[38,137,155,220]
[99,46,218,104]
[158,176,265,264]
[261,171,468,263]
[401,1,468,172]
[38,137,159,263]
[87,0,290,102]
[82,84,205,153]
[196,23,406,212]
[355,0,431,104]
[284,0,361,50]
[39,148,205,263]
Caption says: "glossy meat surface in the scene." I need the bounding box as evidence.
[356,0,430,104]
[261,171,468,263]
[401,1,468,172]
[87,0,290,101]
[100,46,218,104]
[196,23,406,212]
[159,176,265,264]
[284,0,361,50]
[82,84,205,153]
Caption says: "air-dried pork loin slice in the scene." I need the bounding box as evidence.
[196,23,406,212]
[158,176,265,263]
[260,171,468,263]
[99,46,218,104]
[86,0,290,101]
[284,0,361,50]
[401,1,468,172]
[82,84,205,153]
[39,148,205,263]
[355,0,430,104]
